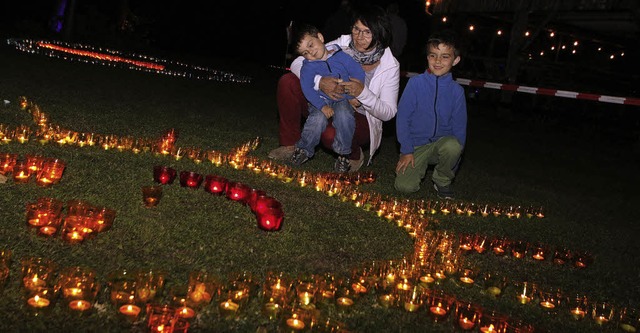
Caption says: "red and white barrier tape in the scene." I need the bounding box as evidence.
[402,71,640,106]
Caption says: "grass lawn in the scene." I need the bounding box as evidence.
[0,39,639,333]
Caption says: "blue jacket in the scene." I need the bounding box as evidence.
[299,45,365,111]
[396,71,467,154]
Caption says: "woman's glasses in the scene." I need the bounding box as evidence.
[352,26,372,38]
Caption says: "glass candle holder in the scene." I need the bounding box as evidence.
[264,272,294,305]
[504,319,534,333]
[478,311,507,333]
[12,161,32,183]
[553,247,573,265]
[21,257,56,292]
[510,240,528,259]
[456,301,481,331]
[513,281,537,305]
[107,269,138,307]
[295,281,318,310]
[136,269,165,304]
[480,271,508,298]
[153,166,177,185]
[458,267,478,287]
[490,237,510,256]
[530,242,550,261]
[179,171,203,189]
[0,153,18,175]
[35,158,66,187]
[226,182,251,203]
[567,294,588,320]
[147,304,177,332]
[426,289,453,322]
[25,285,58,314]
[93,206,116,233]
[592,301,615,325]
[61,214,94,244]
[187,271,218,309]
[26,197,63,229]
[58,266,99,313]
[203,175,228,195]
[573,250,593,269]
[142,185,163,208]
[538,288,562,312]
[619,307,640,333]
[248,189,267,212]
[256,207,284,231]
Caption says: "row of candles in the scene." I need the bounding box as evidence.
[150,165,284,231]
[25,197,116,243]
[6,251,638,333]
[0,153,66,187]
[9,38,253,83]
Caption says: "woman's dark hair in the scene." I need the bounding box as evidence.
[351,4,392,50]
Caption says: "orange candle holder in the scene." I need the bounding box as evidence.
[25,197,64,230]
[93,206,116,232]
[478,311,507,332]
[12,161,32,183]
[455,301,481,331]
[566,294,588,320]
[187,271,218,309]
[35,158,66,187]
[21,257,56,292]
[58,266,99,313]
[142,185,163,208]
[426,289,454,322]
[136,269,165,304]
[0,153,18,175]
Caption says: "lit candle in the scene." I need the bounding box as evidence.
[24,276,46,291]
[480,324,496,332]
[68,299,92,311]
[352,282,368,294]
[285,318,305,330]
[336,297,354,308]
[594,316,609,325]
[27,295,51,308]
[119,304,141,317]
[517,294,531,304]
[378,294,394,308]
[419,275,435,285]
[64,287,83,298]
[459,317,475,330]
[429,306,447,318]
[219,300,239,318]
[176,306,196,319]
[262,302,281,319]
[38,226,58,236]
[570,308,586,320]
[459,276,474,285]
[540,301,555,309]
[65,231,84,243]
[404,301,421,312]
[532,252,545,260]
[13,171,30,183]
[396,281,411,291]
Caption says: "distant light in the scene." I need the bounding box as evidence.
[469,25,475,31]
[621,52,625,57]
[524,31,530,37]
[571,49,576,54]
[539,51,544,56]
[597,47,602,51]
[497,30,503,36]
[442,16,447,23]
[610,54,615,59]
[561,45,566,50]
[549,31,555,37]
[573,41,579,46]
[550,46,555,50]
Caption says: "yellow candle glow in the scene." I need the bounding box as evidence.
[177,306,195,319]
[459,277,474,284]
[570,308,586,320]
[594,315,609,325]
[429,306,447,318]
[459,317,475,330]
[540,301,556,309]
[64,287,83,298]
[119,304,141,317]
[24,276,46,291]
[38,226,57,236]
[420,275,435,284]
[486,287,502,296]
[69,300,92,311]
[27,295,51,308]
[336,297,354,307]
[517,294,531,304]
[286,318,305,330]
[480,324,496,333]
[532,253,545,260]
[620,323,637,332]
[404,301,421,312]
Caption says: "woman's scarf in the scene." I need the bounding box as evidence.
[344,40,385,65]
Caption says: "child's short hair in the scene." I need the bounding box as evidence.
[291,23,321,54]
[427,30,461,57]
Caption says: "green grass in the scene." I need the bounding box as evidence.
[0,40,639,333]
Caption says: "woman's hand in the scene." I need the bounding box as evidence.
[339,78,365,97]
[319,76,343,100]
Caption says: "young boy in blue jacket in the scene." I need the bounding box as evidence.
[394,30,467,199]
[289,24,366,173]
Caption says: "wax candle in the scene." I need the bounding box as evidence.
[219,300,239,318]
[429,306,448,318]
[336,297,354,307]
[480,324,496,332]
[27,295,51,308]
[459,276,474,285]
[226,182,251,202]
[517,294,531,304]
[403,301,420,312]
[179,171,203,189]
[620,323,637,333]
[594,316,609,325]
[286,318,305,330]
[378,294,394,308]
[459,318,476,330]
[38,226,58,237]
[176,306,196,319]
[570,308,586,320]
[486,286,502,296]
[119,304,141,317]
[540,301,556,309]
[153,166,176,185]
[204,175,227,195]
[256,207,284,231]
[69,299,92,311]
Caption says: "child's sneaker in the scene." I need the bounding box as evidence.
[334,155,351,173]
[290,148,310,166]
[433,182,455,199]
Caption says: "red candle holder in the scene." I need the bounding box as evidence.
[226,182,251,203]
[179,171,203,189]
[256,207,284,231]
[153,166,177,185]
[204,175,228,195]
[253,196,282,215]
[248,189,267,212]
[25,197,64,229]
[12,161,32,183]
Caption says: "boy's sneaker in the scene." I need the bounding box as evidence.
[290,148,310,166]
[433,182,455,199]
[349,148,365,172]
[334,155,351,173]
